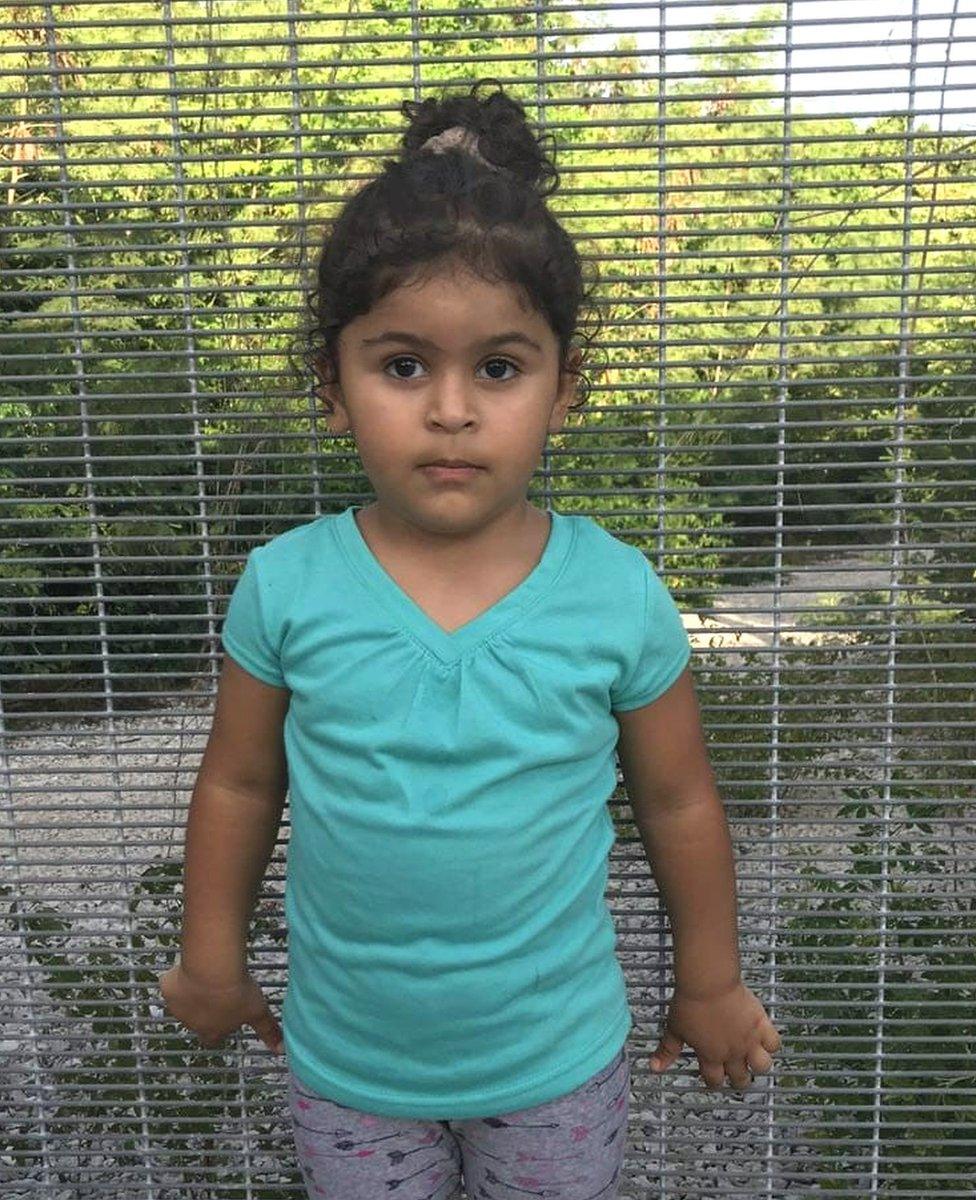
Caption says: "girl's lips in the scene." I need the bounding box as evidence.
[420,464,483,482]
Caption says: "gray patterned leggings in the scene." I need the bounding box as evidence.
[286,1043,631,1200]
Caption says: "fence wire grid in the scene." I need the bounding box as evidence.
[2,1,975,1197]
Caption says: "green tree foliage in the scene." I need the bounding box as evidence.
[2,4,972,717]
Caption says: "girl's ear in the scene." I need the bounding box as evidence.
[549,345,584,430]
[313,352,352,434]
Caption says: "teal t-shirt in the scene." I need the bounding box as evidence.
[220,503,691,1119]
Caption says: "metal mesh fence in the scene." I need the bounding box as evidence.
[2,1,974,1196]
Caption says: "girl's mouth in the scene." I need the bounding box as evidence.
[420,464,483,482]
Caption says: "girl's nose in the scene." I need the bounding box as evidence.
[425,374,479,425]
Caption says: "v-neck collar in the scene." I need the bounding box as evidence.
[333,503,573,664]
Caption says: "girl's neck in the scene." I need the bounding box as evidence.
[355,499,549,577]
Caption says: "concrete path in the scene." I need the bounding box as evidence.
[686,557,899,649]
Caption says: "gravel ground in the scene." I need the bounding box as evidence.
[2,553,968,1198]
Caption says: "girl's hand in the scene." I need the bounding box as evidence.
[649,980,781,1091]
[158,962,285,1056]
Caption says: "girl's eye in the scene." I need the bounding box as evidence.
[383,356,519,382]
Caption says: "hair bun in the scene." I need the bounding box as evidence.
[399,77,558,196]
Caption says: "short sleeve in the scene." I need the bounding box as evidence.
[220,547,287,687]
[610,555,692,711]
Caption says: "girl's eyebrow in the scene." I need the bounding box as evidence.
[361,330,542,354]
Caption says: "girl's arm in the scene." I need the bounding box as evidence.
[614,665,740,999]
[613,666,781,1089]
[180,657,291,985]
[181,778,287,985]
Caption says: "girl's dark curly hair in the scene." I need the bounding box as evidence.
[300,77,602,415]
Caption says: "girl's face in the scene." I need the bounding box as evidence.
[318,264,581,535]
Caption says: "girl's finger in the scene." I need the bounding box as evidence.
[726,1059,754,1091]
[747,1047,775,1075]
[761,1024,782,1053]
[649,1028,684,1071]
[700,1063,726,1091]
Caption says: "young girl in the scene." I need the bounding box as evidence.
[159,79,781,1200]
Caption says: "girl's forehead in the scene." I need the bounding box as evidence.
[366,273,539,331]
